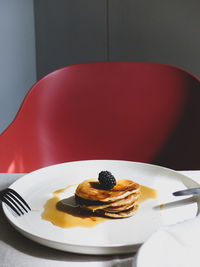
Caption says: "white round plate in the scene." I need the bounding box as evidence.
[2,160,200,255]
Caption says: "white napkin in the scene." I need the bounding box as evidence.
[137,216,200,267]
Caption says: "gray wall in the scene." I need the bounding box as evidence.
[34,0,108,79]
[0,0,36,134]
[109,0,200,76]
[35,0,200,79]
[1,0,200,133]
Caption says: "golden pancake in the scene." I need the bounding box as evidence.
[75,177,141,219]
[75,179,140,202]
[77,192,141,212]
[103,202,138,212]
[96,205,139,218]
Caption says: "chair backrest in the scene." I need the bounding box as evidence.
[1,62,200,173]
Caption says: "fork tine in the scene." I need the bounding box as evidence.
[7,188,31,211]
[3,193,24,215]
[2,195,22,216]
[6,190,28,213]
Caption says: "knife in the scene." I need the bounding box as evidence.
[173,187,200,196]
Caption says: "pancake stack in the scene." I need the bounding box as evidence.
[75,178,141,218]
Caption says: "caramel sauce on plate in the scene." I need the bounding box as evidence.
[42,185,106,228]
[139,185,158,203]
[42,184,158,228]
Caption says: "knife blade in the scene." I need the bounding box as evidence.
[173,187,200,196]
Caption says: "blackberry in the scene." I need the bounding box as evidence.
[98,171,116,189]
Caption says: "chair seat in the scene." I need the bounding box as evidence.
[1,62,200,172]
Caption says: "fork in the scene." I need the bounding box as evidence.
[0,188,31,216]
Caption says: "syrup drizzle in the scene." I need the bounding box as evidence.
[42,184,158,228]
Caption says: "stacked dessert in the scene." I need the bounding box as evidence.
[75,171,141,218]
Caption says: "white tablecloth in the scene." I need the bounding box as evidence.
[0,171,200,267]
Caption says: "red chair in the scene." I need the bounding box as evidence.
[0,62,200,173]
